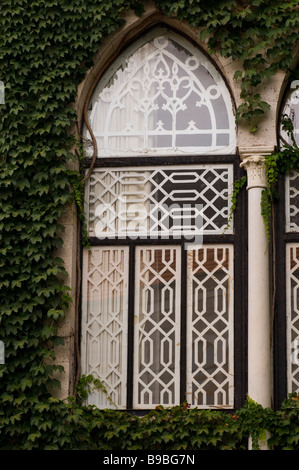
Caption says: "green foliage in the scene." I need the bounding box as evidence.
[156,0,298,129]
[235,394,299,450]
[0,0,145,450]
[268,394,299,450]
[66,139,90,246]
[0,0,298,450]
[225,175,247,232]
[75,374,116,408]
[261,116,299,238]
[0,375,297,450]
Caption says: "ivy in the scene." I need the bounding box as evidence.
[225,175,247,232]
[0,376,298,449]
[0,0,298,450]
[261,115,299,238]
[156,0,299,129]
[66,138,90,246]
[227,115,299,240]
[0,0,145,450]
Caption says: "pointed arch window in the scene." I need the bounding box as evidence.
[83,29,236,157]
[80,27,245,411]
[275,79,299,405]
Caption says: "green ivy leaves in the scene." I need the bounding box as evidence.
[261,116,299,238]
[156,0,299,129]
[0,0,298,450]
[0,0,142,449]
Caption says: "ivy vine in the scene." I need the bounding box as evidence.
[0,0,298,450]
[156,0,299,131]
[225,174,247,232]
[261,115,299,239]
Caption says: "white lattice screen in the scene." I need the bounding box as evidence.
[81,244,234,409]
[286,244,299,394]
[280,82,299,148]
[83,28,236,157]
[186,245,234,408]
[81,247,129,408]
[86,165,233,239]
[286,170,299,233]
[81,27,237,409]
[133,246,181,408]
[282,83,299,397]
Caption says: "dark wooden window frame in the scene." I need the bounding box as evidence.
[80,153,248,412]
[273,174,295,409]
[273,81,299,409]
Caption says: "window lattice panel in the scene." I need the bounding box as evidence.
[81,247,129,409]
[83,29,236,157]
[81,245,235,409]
[286,171,299,232]
[186,245,234,408]
[86,165,233,239]
[134,246,181,409]
[280,82,299,149]
[286,244,299,394]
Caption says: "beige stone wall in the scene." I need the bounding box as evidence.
[53,201,78,399]
[54,1,291,399]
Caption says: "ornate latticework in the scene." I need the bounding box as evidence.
[286,170,299,232]
[83,29,236,157]
[280,81,299,147]
[81,28,238,410]
[134,246,181,408]
[186,245,234,407]
[86,165,233,238]
[282,79,299,396]
[81,247,129,408]
[286,244,299,394]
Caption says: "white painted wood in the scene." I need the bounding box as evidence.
[186,244,234,408]
[83,28,236,157]
[81,247,129,409]
[133,245,181,409]
[87,164,234,239]
[286,244,299,394]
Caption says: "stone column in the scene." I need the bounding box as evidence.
[239,146,274,409]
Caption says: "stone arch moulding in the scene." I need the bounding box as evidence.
[75,3,239,144]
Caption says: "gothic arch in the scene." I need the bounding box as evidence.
[75,6,239,145]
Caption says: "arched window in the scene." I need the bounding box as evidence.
[80,27,245,410]
[275,79,299,406]
[83,29,236,158]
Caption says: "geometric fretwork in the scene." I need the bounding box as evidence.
[134,246,181,409]
[83,29,236,158]
[87,165,233,239]
[81,28,238,411]
[186,245,234,408]
[280,81,299,152]
[286,244,299,394]
[81,247,129,409]
[286,171,299,233]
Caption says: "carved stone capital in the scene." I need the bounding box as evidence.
[238,146,275,161]
[238,146,275,190]
[240,156,267,189]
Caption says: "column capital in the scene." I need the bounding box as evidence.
[238,145,275,161]
[238,146,275,190]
